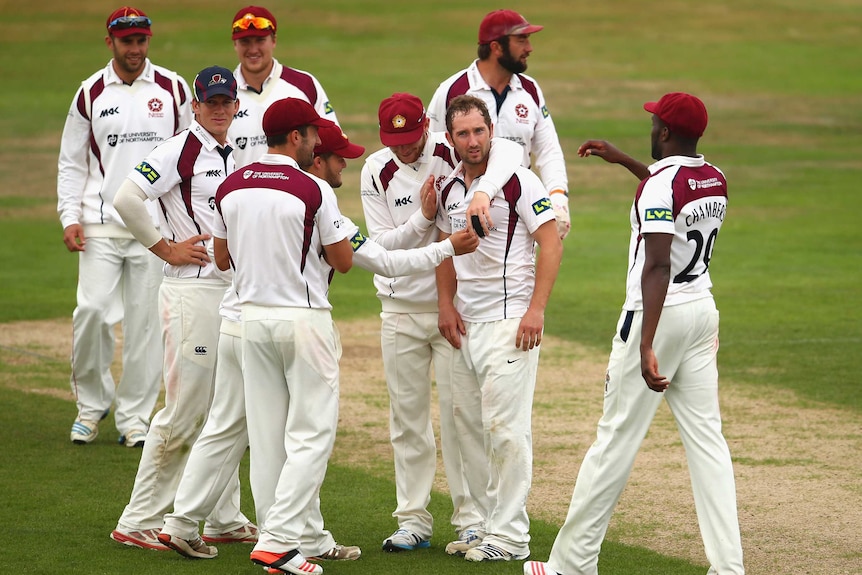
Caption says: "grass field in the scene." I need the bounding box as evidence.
[1,1,861,574]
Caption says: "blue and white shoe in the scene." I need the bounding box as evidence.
[381,528,430,552]
[70,408,110,444]
[118,429,147,448]
[445,528,486,555]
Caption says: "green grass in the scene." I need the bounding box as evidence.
[1,1,861,574]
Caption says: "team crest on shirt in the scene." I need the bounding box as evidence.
[349,230,367,252]
[148,98,164,119]
[392,115,406,129]
[532,197,552,215]
[135,161,160,184]
[515,104,529,120]
[644,208,673,221]
[435,175,447,191]
[107,134,118,147]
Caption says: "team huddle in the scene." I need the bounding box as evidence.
[57,5,744,575]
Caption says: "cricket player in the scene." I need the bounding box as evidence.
[436,95,562,562]
[57,6,191,447]
[157,121,477,564]
[427,9,571,240]
[212,97,351,575]
[110,65,253,551]
[524,92,744,575]
[228,5,338,168]
[360,92,523,553]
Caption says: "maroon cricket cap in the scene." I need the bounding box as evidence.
[314,124,365,159]
[263,98,335,137]
[644,92,708,138]
[378,93,426,147]
[106,7,152,38]
[478,9,543,44]
[232,5,277,40]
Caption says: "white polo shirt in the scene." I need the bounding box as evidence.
[437,165,555,322]
[126,121,234,280]
[427,59,567,194]
[624,154,728,310]
[229,59,338,168]
[213,154,349,310]
[57,59,192,234]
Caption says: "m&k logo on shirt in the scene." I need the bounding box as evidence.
[644,208,673,221]
[349,230,367,252]
[532,197,552,215]
[135,161,160,184]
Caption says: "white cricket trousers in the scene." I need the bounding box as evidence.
[381,311,482,539]
[451,317,539,557]
[243,306,340,554]
[117,277,244,532]
[547,297,744,575]
[161,319,251,540]
[70,237,163,434]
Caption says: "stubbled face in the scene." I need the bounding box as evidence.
[389,131,427,165]
[108,34,149,79]
[498,34,532,74]
[317,154,348,188]
[296,126,321,170]
[234,34,276,77]
[447,108,493,168]
[192,95,239,145]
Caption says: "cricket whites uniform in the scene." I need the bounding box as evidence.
[360,132,476,541]
[543,155,744,575]
[213,154,350,556]
[229,59,338,168]
[427,60,568,195]
[438,165,555,558]
[360,134,524,540]
[57,58,191,438]
[115,121,246,534]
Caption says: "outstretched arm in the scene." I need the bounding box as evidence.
[578,140,650,181]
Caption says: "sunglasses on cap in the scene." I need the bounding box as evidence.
[108,15,152,30]
[232,14,275,33]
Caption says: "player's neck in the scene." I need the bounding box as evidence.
[477,59,512,93]
[111,61,145,86]
[462,161,489,189]
[242,61,274,92]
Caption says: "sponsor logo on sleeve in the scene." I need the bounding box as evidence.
[644,208,673,221]
[134,161,160,184]
[349,230,367,252]
[541,105,550,118]
[324,101,334,115]
[532,197,552,215]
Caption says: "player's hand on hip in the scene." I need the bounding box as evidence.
[640,347,669,392]
[63,224,86,252]
[466,191,494,237]
[449,228,479,255]
[438,305,466,349]
[420,175,438,220]
[516,308,544,351]
[550,191,571,240]
[163,234,212,266]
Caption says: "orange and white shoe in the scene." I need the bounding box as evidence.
[251,549,323,575]
[110,527,169,551]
